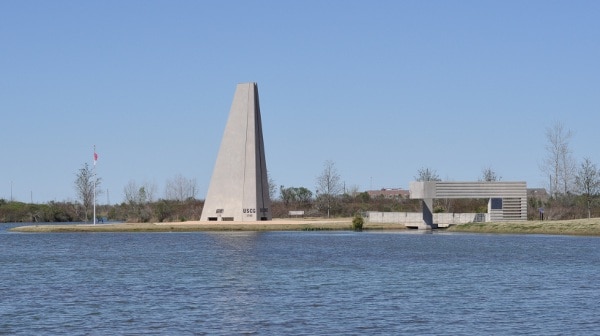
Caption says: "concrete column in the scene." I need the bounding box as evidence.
[422,198,434,229]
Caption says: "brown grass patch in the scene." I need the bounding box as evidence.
[447,218,600,236]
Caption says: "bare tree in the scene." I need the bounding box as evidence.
[165,174,198,201]
[124,180,139,205]
[575,157,600,219]
[143,181,157,203]
[542,122,576,197]
[480,167,501,182]
[268,172,277,200]
[347,184,361,197]
[415,167,441,182]
[124,180,157,205]
[123,179,157,222]
[315,160,343,218]
[74,162,101,221]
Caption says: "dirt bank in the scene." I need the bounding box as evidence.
[9,218,406,233]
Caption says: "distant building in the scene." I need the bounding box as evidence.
[367,188,409,200]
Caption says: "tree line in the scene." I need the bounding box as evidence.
[0,167,201,223]
[2,121,598,223]
[272,121,600,221]
[539,122,600,219]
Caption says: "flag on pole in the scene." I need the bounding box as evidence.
[94,146,98,165]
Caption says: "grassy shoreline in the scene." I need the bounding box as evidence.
[446,218,600,236]
[9,218,600,236]
[8,218,406,233]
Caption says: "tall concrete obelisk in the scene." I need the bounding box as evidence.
[200,82,272,221]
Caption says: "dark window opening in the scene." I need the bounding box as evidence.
[491,198,503,210]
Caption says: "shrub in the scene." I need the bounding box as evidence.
[352,213,364,231]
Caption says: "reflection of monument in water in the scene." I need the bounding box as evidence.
[200,83,271,221]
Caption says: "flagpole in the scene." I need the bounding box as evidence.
[93,145,97,225]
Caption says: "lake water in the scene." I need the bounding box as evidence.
[1,223,599,335]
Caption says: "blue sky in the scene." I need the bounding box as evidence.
[2,1,599,204]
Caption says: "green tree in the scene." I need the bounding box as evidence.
[356,191,371,203]
[280,186,313,207]
[295,187,313,205]
[280,185,296,206]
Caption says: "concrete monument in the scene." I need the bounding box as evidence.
[200,82,272,221]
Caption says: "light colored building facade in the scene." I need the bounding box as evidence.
[409,181,527,229]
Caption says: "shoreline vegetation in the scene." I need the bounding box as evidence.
[446,218,600,236]
[8,218,600,236]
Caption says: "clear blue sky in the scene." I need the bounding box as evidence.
[2,1,599,204]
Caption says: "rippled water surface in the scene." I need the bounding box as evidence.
[1,224,599,335]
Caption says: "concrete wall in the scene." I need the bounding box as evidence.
[366,211,487,227]
[367,212,423,225]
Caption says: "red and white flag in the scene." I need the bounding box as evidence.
[94,146,98,165]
